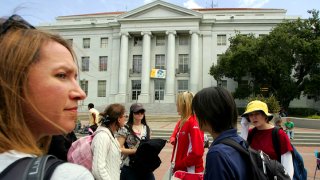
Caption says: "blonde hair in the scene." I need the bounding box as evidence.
[176,91,194,127]
[0,20,76,155]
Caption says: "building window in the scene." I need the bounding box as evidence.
[132,80,141,101]
[179,35,189,46]
[177,80,188,93]
[217,80,227,88]
[99,56,108,71]
[156,36,165,46]
[83,38,90,48]
[100,38,108,48]
[134,36,142,46]
[132,55,142,73]
[154,80,165,101]
[178,54,189,73]
[217,35,226,46]
[67,39,73,47]
[97,80,106,97]
[155,54,166,69]
[80,80,88,95]
[81,56,89,71]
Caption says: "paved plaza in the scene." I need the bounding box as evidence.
[148,121,320,180]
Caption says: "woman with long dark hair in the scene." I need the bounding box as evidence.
[116,103,154,180]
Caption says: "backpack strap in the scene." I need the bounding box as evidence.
[247,126,282,162]
[0,157,32,179]
[219,138,249,156]
[43,155,65,179]
[272,126,281,162]
[247,127,257,145]
[0,155,64,180]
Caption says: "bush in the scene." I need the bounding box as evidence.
[306,115,320,119]
[237,107,246,115]
[287,108,319,117]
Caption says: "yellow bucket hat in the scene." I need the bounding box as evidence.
[242,100,273,121]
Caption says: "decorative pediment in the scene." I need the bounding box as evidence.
[117,0,202,21]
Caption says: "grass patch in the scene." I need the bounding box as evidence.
[306,115,320,119]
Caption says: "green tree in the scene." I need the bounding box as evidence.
[210,10,320,109]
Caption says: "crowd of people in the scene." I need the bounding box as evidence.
[0,14,303,180]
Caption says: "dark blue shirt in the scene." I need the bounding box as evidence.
[204,129,251,180]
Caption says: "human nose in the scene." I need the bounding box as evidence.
[71,82,86,100]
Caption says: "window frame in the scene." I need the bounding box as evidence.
[81,56,89,71]
[99,56,108,71]
[132,55,142,73]
[217,34,227,46]
[155,54,166,69]
[100,37,108,48]
[83,38,90,48]
[178,54,189,73]
[97,80,107,97]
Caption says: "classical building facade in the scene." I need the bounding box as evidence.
[40,0,319,112]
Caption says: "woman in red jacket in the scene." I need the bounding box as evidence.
[169,91,204,173]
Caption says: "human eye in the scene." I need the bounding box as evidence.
[55,73,67,79]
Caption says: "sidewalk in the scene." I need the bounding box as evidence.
[149,121,320,180]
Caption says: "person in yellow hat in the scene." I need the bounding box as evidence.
[240,100,294,179]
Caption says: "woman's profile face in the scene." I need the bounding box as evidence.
[25,41,86,138]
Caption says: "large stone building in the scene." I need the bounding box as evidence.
[40,0,319,112]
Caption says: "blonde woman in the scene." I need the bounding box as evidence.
[169,91,204,173]
[0,14,93,179]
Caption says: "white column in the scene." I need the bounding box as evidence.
[138,31,152,103]
[164,30,176,103]
[190,31,200,93]
[115,32,129,103]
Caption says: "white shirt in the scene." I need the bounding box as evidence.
[91,126,122,180]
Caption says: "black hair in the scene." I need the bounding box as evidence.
[88,103,94,109]
[192,86,238,133]
[126,108,150,139]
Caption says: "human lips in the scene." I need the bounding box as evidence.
[64,107,78,112]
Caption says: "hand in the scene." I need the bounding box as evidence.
[169,137,175,145]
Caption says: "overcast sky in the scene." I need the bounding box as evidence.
[1,0,319,25]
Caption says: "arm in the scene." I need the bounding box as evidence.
[91,132,112,180]
[169,121,180,145]
[91,112,97,124]
[175,117,204,170]
[281,151,294,179]
[117,135,136,155]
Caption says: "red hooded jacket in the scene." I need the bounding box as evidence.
[170,114,204,173]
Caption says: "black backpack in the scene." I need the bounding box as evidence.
[248,127,307,180]
[0,155,64,180]
[220,138,291,180]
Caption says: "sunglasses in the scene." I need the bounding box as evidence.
[133,110,145,115]
[0,14,35,36]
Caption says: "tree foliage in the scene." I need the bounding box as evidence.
[210,10,320,109]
